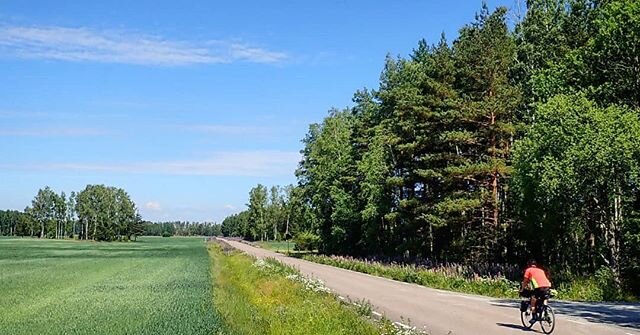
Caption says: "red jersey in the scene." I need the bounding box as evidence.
[524,266,551,288]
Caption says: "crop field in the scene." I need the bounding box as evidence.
[0,237,224,335]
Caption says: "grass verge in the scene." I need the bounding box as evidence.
[209,242,421,335]
[256,240,295,252]
[256,240,317,256]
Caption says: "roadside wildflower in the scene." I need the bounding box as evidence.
[253,259,274,270]
[285,274,332,294]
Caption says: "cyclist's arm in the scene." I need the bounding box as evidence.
[521,268,531,290]
[521,277,530,291]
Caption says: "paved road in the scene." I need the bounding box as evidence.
[221,239,640,335]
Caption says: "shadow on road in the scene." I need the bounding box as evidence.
[552,300,640,329]
[496,322,534,332]
[491,299,640,329]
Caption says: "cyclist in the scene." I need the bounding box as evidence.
[521,259,552,323]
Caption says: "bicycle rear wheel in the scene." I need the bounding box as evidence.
[539,305,555,334]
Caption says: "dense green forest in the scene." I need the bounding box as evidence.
[222,0,640,294]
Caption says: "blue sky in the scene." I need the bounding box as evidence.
[0,0,516,222]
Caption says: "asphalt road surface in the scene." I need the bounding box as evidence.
[221,239,640,335]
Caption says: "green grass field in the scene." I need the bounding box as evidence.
[0,237,224,335]
[256,240,295,252]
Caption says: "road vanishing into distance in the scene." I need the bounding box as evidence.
[221,239,640,335]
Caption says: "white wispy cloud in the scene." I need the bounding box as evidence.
[0,25,288,66]
[223,204,236,210]
[145,201,162,211]
[0,151,300,177]
[0,126,108,136]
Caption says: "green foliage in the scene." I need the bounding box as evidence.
[0,210,33,236]
[297,109,360,254]
[28,186,64,239]
[589,0,640,108]
[221,210,251,237]
[247,184,268,241]
[161,231,172,237]
[556,267,636,301]
[75,185,137,241]
[512,94,640,282]
[293,231,321,251]
[0,237,225,334]
[220,184,315,241]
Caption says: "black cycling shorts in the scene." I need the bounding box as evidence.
[533,287,551,299]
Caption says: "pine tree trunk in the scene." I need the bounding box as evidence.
[273,221,277,241]
[429,222,434,255]
[492,174,499,226]
[490,108,499,228]
[285,215,290,237]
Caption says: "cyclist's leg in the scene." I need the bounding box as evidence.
[530,295,537,314]
[540,287,551,320]
[543,287,551,306]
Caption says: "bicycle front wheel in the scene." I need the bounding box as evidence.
[539,305,556,334]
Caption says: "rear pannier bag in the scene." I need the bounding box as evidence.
[520,300,529,312]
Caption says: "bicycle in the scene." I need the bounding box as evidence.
[519,289,556,334]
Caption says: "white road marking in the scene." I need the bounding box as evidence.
[394,321,413,329]
[565,319,587,325]
[456,295,490,302]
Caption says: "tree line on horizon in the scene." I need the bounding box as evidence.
[223,0,640,293]
[0,188,225,240]
[0,185,143,241]
[143,221,222,237]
